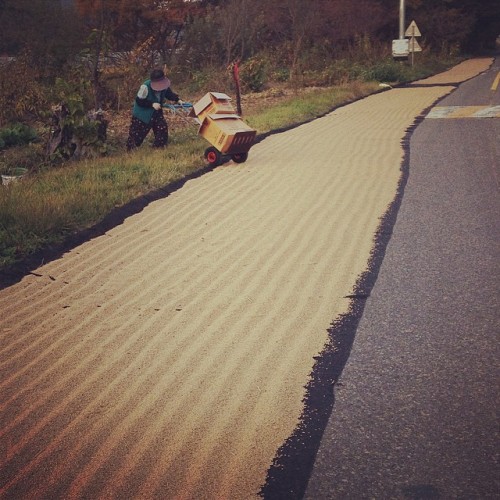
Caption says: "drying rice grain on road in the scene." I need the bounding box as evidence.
[0,59,491,499]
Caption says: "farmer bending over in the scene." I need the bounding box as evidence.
[126,68,183,151]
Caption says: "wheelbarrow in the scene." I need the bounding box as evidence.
[188,92,257,167]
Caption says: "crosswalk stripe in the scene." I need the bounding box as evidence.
[426,105,500,119]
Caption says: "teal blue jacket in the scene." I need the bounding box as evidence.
[132,79,179,124]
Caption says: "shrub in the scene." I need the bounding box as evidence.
[325,60,367,85]
[0,53,49,125]
[0,123,38,149]
[364,61,405,83]
[46,78,109,161]
[270,67,290,83]
[240,57,268,93]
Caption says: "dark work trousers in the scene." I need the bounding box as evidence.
[126,110,169,151]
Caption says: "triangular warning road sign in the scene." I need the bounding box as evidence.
[405,20,421,37]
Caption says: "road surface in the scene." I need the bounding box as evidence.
[305,59,500,499]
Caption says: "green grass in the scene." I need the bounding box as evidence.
[245,82,379,132]
[0,128,207,271]
[0,56,457,274]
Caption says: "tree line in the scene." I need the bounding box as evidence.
[0,0,498,124]
[2,0,498,70]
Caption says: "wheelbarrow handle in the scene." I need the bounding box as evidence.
[163,102,193,111]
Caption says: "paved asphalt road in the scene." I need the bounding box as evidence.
[304,59,500,499]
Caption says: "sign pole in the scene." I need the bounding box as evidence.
[411,26,415,66]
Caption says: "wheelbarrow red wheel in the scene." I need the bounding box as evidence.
[231,152,248,164]
[204,147,222,166]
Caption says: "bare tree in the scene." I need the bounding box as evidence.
[216,0,260,65]
[262,0,322,82]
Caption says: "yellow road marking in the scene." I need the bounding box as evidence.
[492,71,500,91]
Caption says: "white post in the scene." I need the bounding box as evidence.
[399,0,405,39]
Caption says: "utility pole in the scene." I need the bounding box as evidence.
[399,0,405,39]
